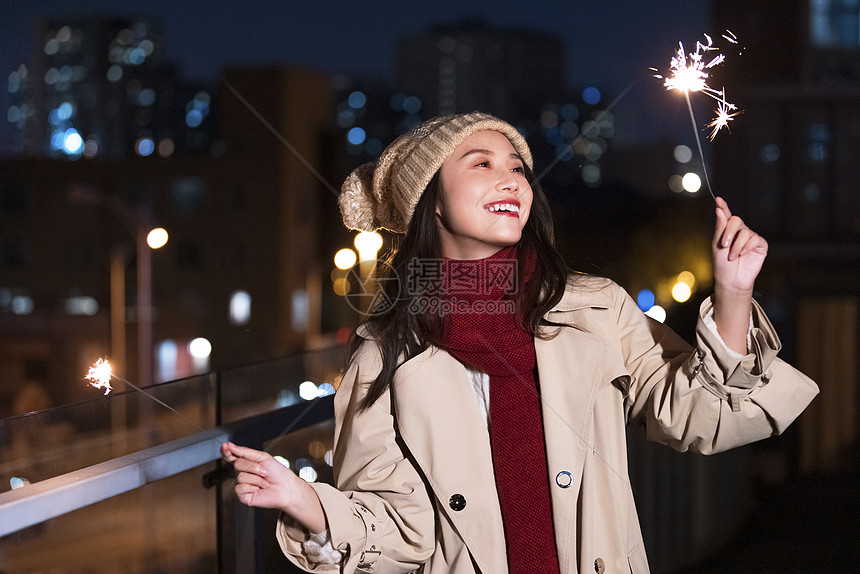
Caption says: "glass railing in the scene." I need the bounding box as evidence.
[1,341,766,573]
[0,345,346,574]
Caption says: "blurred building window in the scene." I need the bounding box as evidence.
[808,122,831,162]
[1,181,29,215]
[170,177,205,215]
[174,238,204,269]
[229,290,251,325]
[811,0,860,47]
[1,240,28,268]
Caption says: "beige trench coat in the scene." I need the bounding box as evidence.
[278,278,818,573]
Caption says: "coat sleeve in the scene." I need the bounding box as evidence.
[613,284,819,454]
[276,339,436,573]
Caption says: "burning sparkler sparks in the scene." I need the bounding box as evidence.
[707,92,739,141]
[84,358,207,433]
[652,30,741,199]
[86,358,114,395]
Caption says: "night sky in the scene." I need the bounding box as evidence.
[0,0,712,146]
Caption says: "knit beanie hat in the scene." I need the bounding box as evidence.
[339,112,533,233]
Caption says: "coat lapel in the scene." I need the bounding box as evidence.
[392,347,508,574]
[386,285,616,573]
[535,301,611,572]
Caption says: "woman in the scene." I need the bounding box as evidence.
[221,112,818,573]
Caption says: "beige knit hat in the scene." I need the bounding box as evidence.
[339,112,533,233]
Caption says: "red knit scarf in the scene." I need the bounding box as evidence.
[438,245,560,574]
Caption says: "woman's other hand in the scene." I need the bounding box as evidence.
[220,441,327,533]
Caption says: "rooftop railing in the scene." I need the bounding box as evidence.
[0,346,346,573]
[0,342,763,573]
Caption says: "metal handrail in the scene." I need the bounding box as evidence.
[0,396,334,539]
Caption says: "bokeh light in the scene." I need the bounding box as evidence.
[299,381,319,401]
[582,86,601,105]
[333,277,351,296]
[637,289,655,311]
[672,282,692,303]
[673,144,693,163]
[354,231,383,261]
[136,137,155,157]
[682,172,701,193]
[334,248,357,270]
[188,337,211,358]
[347,127,366,145]
[645,305,667,322]
[147,227,168,249]
[677,271,696,288]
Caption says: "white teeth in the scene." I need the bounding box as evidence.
[488,203,519,213]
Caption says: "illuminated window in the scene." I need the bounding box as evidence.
[808,123,830,162]
[157,340,177,382]
[811,0,860,47]
[65,296,99,315]
[229,290,251,325]
[11,295,34,315]
[292,290,308,332]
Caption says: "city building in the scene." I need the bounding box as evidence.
[7,17,216,160]
[1,17,336,409]
[712,0,859,474]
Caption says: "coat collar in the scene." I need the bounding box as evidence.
[548,275,614,313]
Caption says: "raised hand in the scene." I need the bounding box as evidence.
[712,196,768,295]
[711,197,768,354]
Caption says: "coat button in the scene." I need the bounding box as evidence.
[555,470,573,488]
[449,493,466,511]
[594,557,605,573]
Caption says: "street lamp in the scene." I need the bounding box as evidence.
[69,184,167,390]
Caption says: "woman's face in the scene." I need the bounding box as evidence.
[436,130,533,260]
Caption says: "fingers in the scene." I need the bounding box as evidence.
[713,196,730,242]
[221,442,276,476]
[220,442,238,462]
[235,467,271,489]
[713,197,763,261]
[235,483,262,503]
[221,441,267,462]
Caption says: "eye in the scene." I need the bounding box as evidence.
[475,160,490,168]
[511,165,525,173]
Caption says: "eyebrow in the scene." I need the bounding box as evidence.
[457,148,522,162]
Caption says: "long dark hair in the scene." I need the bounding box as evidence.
[350,163,569,411]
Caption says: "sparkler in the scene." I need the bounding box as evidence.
[653,31,741,200]
[85,358,206,433]
[85,358,323,475]
[86,358,113,395]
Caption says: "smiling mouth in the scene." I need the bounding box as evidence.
[485,202,520,215]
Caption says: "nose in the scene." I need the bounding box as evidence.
[495,169,519,193]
